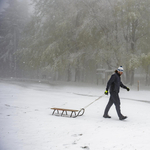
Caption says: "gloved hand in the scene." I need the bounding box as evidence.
[104,90,108,95]
[126,87,130,91]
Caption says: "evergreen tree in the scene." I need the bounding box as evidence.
[0,0,29,77]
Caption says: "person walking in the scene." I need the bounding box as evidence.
[103,66,130,120]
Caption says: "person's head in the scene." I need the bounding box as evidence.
[117,66,123,75]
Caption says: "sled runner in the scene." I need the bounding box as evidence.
[51,107,85,117]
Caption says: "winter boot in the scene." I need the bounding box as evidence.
[103,114,111,118]
[119,116,127,120]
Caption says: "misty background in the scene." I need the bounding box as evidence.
[0,0,150,87]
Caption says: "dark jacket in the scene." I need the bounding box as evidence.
[106,71,127,93]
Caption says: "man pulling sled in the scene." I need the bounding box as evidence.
[103,66,130,120]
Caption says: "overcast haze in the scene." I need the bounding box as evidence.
[0,0,150,88]
[0,1,150,150]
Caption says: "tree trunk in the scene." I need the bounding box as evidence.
[125,68,130,84]
[67,64,71,82]
[130,69,134,85]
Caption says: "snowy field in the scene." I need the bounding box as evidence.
[0,80,150,150]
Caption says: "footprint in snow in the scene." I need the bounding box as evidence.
[72,134,83,137]
[81,146,90,150]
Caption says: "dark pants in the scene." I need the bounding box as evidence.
[104,92,123,118]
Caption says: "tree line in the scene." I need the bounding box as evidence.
[0,0,150,85]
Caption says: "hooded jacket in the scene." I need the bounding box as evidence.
[106,71,127,93]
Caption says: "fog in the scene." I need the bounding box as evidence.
[0,0,150,88]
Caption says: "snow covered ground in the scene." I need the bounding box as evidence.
[0,80,150,150]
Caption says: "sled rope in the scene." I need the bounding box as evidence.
[84,94,105,109]
[74,94,105,118]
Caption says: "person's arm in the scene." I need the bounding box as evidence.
[120,82,130,91]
